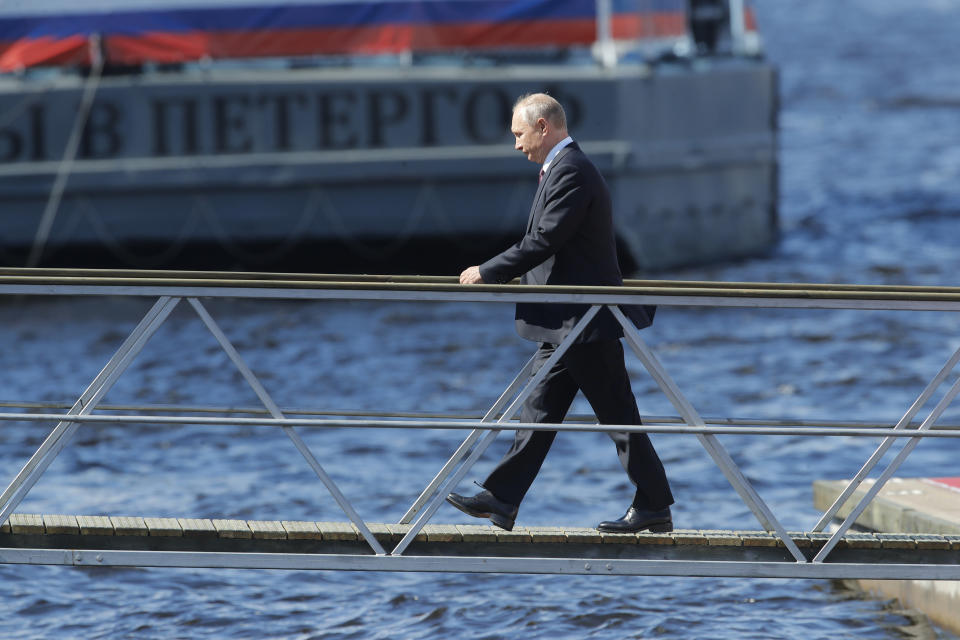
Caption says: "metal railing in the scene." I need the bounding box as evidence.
[2,269,960,576]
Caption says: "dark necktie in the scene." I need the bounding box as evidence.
[538,168,545,183]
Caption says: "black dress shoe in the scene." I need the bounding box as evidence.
[597,507,672,533]
[446,489,519,531]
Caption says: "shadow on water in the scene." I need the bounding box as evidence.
[830,580,946,640]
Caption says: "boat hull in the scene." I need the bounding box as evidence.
[0,61,777,270]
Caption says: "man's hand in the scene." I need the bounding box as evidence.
[460,266,484,284]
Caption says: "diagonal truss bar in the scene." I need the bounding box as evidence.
[813,373,960,563]
[609,306,807,563]
[391,306,602,556]
[0,296,181,526]
[399,353,538,524]
[813,342,960,532]
[186,298,387,556]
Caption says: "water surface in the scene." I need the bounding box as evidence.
[3,0,960,637]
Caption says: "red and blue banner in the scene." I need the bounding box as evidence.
[0,0,719,72]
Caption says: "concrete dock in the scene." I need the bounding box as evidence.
[815,477,960,635]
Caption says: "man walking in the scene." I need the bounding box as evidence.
[448,93,674,533]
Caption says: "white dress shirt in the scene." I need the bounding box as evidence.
[541,136,574,178]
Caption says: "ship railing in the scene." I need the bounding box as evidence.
[1,269,960,571]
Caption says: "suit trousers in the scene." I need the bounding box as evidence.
[481,339,674,510]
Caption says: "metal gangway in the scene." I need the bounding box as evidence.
[2,268,960,579]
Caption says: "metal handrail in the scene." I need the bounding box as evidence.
[1,412,960,438]
[4,269,960,308]
[3,400,959,431]
[7,267,960,294]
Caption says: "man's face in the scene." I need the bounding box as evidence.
[511,109,547,164]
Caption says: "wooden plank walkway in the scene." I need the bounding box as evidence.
[3,514,960,565]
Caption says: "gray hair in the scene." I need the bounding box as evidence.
[514,93,567,130]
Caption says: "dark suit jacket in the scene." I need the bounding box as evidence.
[478,141,655,344]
